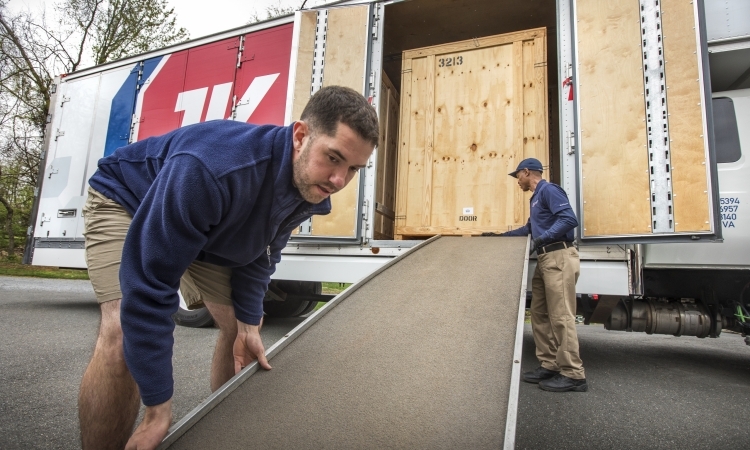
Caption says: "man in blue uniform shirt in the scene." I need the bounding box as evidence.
[78,86,379,449]
[485,158,587,392]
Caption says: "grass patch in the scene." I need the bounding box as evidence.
[315,282,352,310]
[0,261,353,289]
[0,260,89,280]
[321,282,350,295]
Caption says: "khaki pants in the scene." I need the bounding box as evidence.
[82,187,232,308]
[530,246,585,379]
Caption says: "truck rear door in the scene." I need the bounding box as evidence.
[286,4,375,241]
[31,66,136,267]
[570,0,720,242]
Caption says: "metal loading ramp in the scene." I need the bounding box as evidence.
[164,236,530,449]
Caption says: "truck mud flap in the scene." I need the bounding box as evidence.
[160,235,531,450]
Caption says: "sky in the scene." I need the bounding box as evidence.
[6,0,328,39]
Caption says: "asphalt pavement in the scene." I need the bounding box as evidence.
[0,276,305,449]
[2,275,750,449]
[516,323,750,449]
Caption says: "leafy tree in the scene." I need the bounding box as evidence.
[0,0,189,258]
[64,0,190,66]
[249,0,307,23]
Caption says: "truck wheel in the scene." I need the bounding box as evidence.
[172,306,215,328]
[172,290,215,328]
[263,280,322,318]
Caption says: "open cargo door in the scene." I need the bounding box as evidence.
[571,0,721,242]
[286,4,374,240]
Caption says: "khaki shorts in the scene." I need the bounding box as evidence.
[82,187,232,308]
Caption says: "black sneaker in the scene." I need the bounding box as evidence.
[538,374,588,392]
[522,366,560,384]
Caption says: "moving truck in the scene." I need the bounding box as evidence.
[24,0,750,339]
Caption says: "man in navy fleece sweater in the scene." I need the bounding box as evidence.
[78,86,379,450]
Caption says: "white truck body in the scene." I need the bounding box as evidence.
[23,0,750,329]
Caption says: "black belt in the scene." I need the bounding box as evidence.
[537,241,576,255]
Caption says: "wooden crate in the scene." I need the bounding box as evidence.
[395,28,548,239]
[374,72,400,240]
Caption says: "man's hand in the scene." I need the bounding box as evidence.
[233,320,272,374]
[530,238,543,255]
[125,399,172,450]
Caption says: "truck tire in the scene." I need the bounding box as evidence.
[172,306,215,328]
[173,290,214,328]
[263,280,322,318]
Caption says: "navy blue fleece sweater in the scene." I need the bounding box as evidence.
[505,180,578,244]
[89,120,330,405]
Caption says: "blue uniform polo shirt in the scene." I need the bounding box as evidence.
[506,179,579,245]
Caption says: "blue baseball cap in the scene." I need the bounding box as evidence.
[508,158,543,178]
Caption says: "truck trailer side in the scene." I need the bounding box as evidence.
[22,0,750,338]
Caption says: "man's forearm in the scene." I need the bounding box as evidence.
[505,221,531,236]
[539,214,577,243]
[125,399,173,450]
[237,320,262,334]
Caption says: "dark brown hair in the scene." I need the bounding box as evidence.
[300,86,379,147]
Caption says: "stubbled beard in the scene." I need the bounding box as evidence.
[293,139,333,204]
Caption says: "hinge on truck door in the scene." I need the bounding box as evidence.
[54,130,65,141]
[47,164,59,178]
[361,199,370,242]
[129,115,140,143]
[134,61,147,92]
[368,72,378,106]
[362,199,369,222]
[567,132,576,155]
[60,96,70,107]
[310,10,328,96]
[236,36,246,69]
[371,4,380,39]
[228,36,242,50]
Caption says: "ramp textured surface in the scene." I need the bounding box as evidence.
[170,236,527,449]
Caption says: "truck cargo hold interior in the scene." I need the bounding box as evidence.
[372,0,560,240]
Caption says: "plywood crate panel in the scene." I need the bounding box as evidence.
[395,28,548,238]
[375,72,400,240]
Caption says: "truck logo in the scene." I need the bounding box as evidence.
[112,24,293,152]
[175,74,280,127]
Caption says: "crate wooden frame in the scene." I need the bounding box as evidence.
[395,28,548,239]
